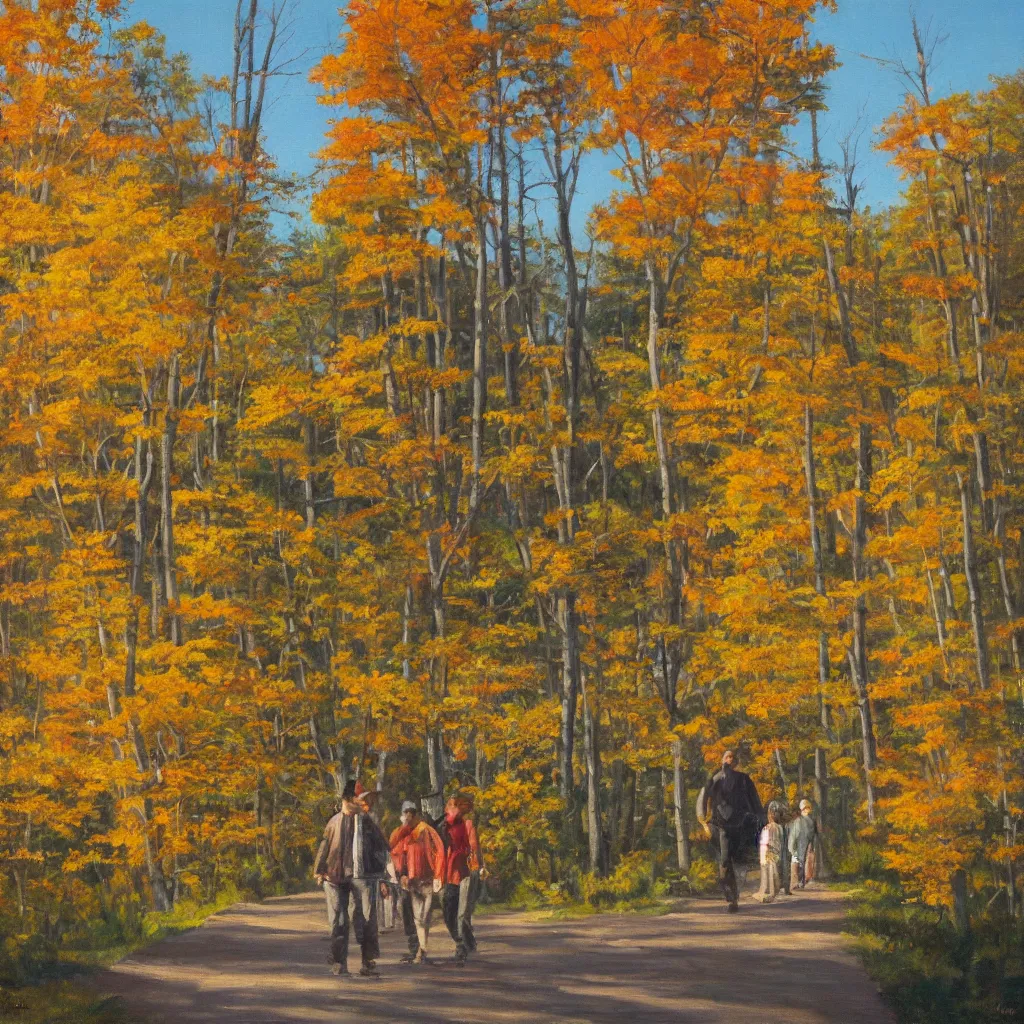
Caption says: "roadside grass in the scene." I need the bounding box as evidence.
[522,897,682,921]
[0,986,142,1024]
[843,880,1024,1024]
[0,887,244,1024]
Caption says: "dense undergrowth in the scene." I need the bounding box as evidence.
[505,850,720,917]
[847,880,1024,1023]
[0,881,264,1024]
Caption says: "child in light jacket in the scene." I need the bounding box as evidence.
[756,802,784,903]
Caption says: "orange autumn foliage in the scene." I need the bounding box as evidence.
[0,0,1022,971]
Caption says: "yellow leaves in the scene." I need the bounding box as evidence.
[4,469,52,501]
[894,411,935,446]
[241,374,321,432]
[594,348,647,381]
[393,317,443,339]
[615,438,652,469]
[176,405,212,439]
[701,257,736,284]
[0,713,35,743]
[673,716,712,742]
[176,593,248,627]
[333,465,388,500]
[494,443,549,482]
[830,757,865,783]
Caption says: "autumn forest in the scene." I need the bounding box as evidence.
[1,0,1023,1000]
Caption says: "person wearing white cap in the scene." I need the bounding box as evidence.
[788,798,819,889]
[389,799,444,964]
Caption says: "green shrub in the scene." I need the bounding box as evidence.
[579,852,656,907]
[684,855,720,894]
[505,852,684,915]
[833,841,895,882]
[847,881,1024,1023]
[506,877,576,911]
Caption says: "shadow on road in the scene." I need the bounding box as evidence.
[97,890,892,1024]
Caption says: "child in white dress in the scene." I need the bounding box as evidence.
[757,803,784,903]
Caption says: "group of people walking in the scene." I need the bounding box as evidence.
[315,749,816,978]
[700,750,821,911]
[313,780,486,978]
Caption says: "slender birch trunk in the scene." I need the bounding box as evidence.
[957,470,990,691]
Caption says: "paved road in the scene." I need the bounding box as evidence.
[98,887,893,1023]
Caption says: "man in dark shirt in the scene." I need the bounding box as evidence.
[701,750,764,912]
[314,780,391,977]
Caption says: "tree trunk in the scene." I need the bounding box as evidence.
[804,402,832,869]
[951,868,971,934]
[161,355,181,646]
[851,421,877,821]
[646,264,684,720]
[116,406,171,910]
[957,471,990,690]
[495,124,518,407]
[623,769,637,853]
[558,592,579,804]
[813,746,831,879]
[608,758,625,863]
[470,216,487,510]
[1002,779,1016,919]
[672,737,691,873]
[138,808,172,914]
[424,731,445,822]
[547,132,584,826]
[583,694,603,875]
[303,417,316,530]
[993,488,1020,688]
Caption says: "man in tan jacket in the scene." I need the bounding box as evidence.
[314,780,391,977]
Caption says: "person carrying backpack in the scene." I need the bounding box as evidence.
[390,799,445,964]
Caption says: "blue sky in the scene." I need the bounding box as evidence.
[129,0,1023,232]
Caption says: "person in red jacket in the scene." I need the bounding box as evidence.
[389,800,444,964]
[440,793,487,964]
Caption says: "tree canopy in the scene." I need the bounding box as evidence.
[0,0,1022,967]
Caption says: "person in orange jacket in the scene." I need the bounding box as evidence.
[389,799,445,964]
[439,793,488,964]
